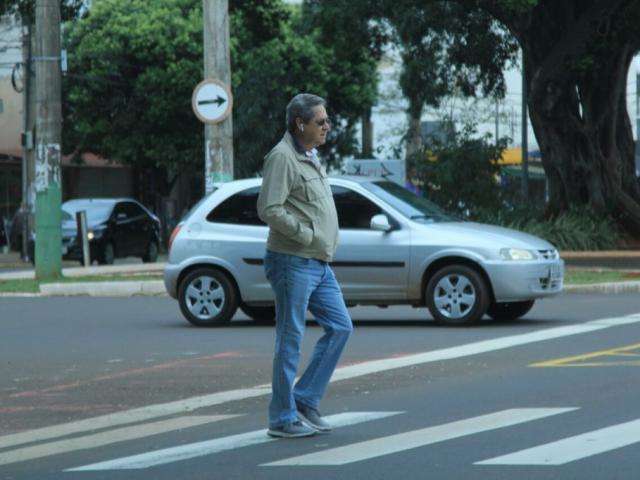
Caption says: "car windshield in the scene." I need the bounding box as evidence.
[361,181,459,223]
[62,203,114,224]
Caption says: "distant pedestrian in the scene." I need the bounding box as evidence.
[257,93,353,438]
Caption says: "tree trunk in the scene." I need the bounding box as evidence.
[405,102,423,161]
[474,0,640,237]
[526,44,640,235]
[361,106,374,158]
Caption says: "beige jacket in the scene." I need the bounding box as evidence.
[257,132,339,262]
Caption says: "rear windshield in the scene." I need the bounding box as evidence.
[181,189,217,222]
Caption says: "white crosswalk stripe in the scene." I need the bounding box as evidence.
[0,415,238,467]
[261,408,577,466]
[476,418,640,465]
[66,411,402,471]
[5,313,640,452]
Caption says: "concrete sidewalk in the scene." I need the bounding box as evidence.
[0,260,165,280]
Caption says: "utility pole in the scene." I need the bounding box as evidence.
[20,19,31,261]
[203,0,233,193]
[33,0,62,279]
[521,54,529,200]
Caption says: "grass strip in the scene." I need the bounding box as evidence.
[563,270,640,285]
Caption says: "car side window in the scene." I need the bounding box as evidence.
[331,185,383,229]
[113,203,127,220]
[127,202,146,219]
[206,187,266,226]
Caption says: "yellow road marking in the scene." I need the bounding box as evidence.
[531,342,640,368]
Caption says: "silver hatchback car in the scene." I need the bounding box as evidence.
[164,176,564,326]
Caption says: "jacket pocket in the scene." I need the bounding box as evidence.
[300,171,327,201]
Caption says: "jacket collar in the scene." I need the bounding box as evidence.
[283,131,310,162]
[282,131,326,177]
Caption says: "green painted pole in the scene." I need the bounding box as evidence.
[34,0,62,280]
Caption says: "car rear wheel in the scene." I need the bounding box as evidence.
[98,242,115,265]
[426,265,490,325]
[178,268,238,326]
[142,239,159,263]
[240,304,276,324]
[487,300,535,321]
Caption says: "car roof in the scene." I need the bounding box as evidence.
[212,175,386,191]
[62,198,139,206]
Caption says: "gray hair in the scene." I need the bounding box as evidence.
[286,93,326,133]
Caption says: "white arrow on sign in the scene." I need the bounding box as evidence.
[191,78,233,124]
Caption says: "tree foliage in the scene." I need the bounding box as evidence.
[381,0,519,159]
[0,0,84,22]
[468,0,640,236]
[62,0,379,181]
[410,122,507,217]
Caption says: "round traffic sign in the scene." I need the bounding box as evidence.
[191,78,233,124]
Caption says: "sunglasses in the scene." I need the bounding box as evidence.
[314,118,331,127]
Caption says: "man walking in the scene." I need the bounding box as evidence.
[257,93,353,438]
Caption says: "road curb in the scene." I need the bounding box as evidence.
[38,280,168,297]
[2,280,640,298]
[562,281,640,294]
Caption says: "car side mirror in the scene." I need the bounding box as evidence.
[370,214,392,232]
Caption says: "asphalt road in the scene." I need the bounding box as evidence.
[1,293,639,479]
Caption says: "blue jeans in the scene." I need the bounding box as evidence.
[264,250,353,428]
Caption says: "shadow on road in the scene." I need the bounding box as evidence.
[162,317,558,329]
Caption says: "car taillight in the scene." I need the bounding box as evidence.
[168,224,182,252]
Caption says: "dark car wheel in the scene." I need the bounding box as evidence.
[178,268,238,327]
[487,300,535,321]
[142,239,159,263]
[426,264,490,325]
[240,304,276,325]
[98,242,115,265]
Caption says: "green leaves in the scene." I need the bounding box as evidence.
[62,0,378,182]
[409,122,507,218]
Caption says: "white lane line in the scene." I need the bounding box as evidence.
[476,418,640,465]
[66,411,401,471]
[331,315,640,382]
[4,313,640,450]
[0,415,238,467]
[262,408,577,466]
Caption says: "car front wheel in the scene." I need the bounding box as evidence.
[178,268,238,326]
[487,300,535,321]
[426,265,490,325]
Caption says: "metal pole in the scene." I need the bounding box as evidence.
[521,54,529,200]
[203,0,233,193]
[76,210,90,267]
[34,0,62,280]
[20,20,31,261]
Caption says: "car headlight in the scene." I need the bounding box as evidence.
[500,248,537,261]
[87,229,105,241]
